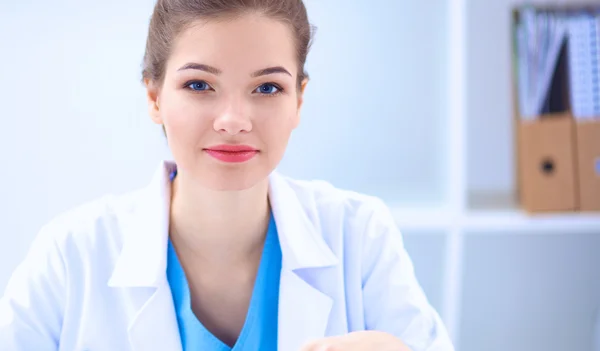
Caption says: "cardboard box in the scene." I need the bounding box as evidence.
[575,119,600,211]
[517,113,578,212]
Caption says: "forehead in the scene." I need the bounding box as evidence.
[168,14,298,74]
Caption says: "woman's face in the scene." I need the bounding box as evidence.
[146,14,306,191]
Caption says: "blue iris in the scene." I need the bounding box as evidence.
[258,84,279,94]
[188,81,210,91]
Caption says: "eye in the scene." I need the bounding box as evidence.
[255,83,282,95]
[186,81,212,91]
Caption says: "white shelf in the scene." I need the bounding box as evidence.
[465,191,600,232]
[391,191,600,233]
[464,209,600,233]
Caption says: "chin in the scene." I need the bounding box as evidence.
[203,169,268,192]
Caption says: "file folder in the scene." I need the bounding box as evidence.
[575,119,600,211]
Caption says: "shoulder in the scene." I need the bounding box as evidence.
[275,172,380,206]
[7,189,145,298]
[274,173,397,238]
[34,189,144,257]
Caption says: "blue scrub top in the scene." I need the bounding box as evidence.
[167,170,281,351]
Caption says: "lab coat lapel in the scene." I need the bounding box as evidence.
[108,161,182,351]
[127,282,182,351]
[278,269,334,350]
[269,171,339,350]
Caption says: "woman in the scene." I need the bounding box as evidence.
[0,0,454,350]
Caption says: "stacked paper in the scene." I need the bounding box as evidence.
[567,13,600,120]
[515,8,568,120]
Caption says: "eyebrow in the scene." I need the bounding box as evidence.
[177,63,291,78]
[251,66,292,78]
[177,63,222,75]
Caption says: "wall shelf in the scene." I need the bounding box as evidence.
[465,192,600,232]
[392,204,600,234]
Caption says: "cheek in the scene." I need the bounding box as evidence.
[162,93,213,141]
[256,102,298,148]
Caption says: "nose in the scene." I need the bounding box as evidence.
[213,96,252,135]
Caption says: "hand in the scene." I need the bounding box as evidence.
[299,331,411,351]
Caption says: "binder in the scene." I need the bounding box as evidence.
[512,7,578,213]
[517,113,577,212]
[512,4,600,213]
[576,119,600,211]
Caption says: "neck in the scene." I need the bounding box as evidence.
[169,172,271,262]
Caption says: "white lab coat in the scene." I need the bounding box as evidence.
[0,161,454,351]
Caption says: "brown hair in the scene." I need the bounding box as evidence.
[141,0,315,89]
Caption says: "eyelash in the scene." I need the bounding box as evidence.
[183,80,285,97]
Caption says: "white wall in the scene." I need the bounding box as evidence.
[283,0,449,207]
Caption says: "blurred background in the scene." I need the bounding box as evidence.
[1,0,599,350]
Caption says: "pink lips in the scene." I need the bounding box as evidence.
[204,144,259,163]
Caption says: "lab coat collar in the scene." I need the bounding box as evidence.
[108,160,339,288]
[268,168,339,271]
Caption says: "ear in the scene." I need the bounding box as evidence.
[144,78,163,125]
[293,78,309,128]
